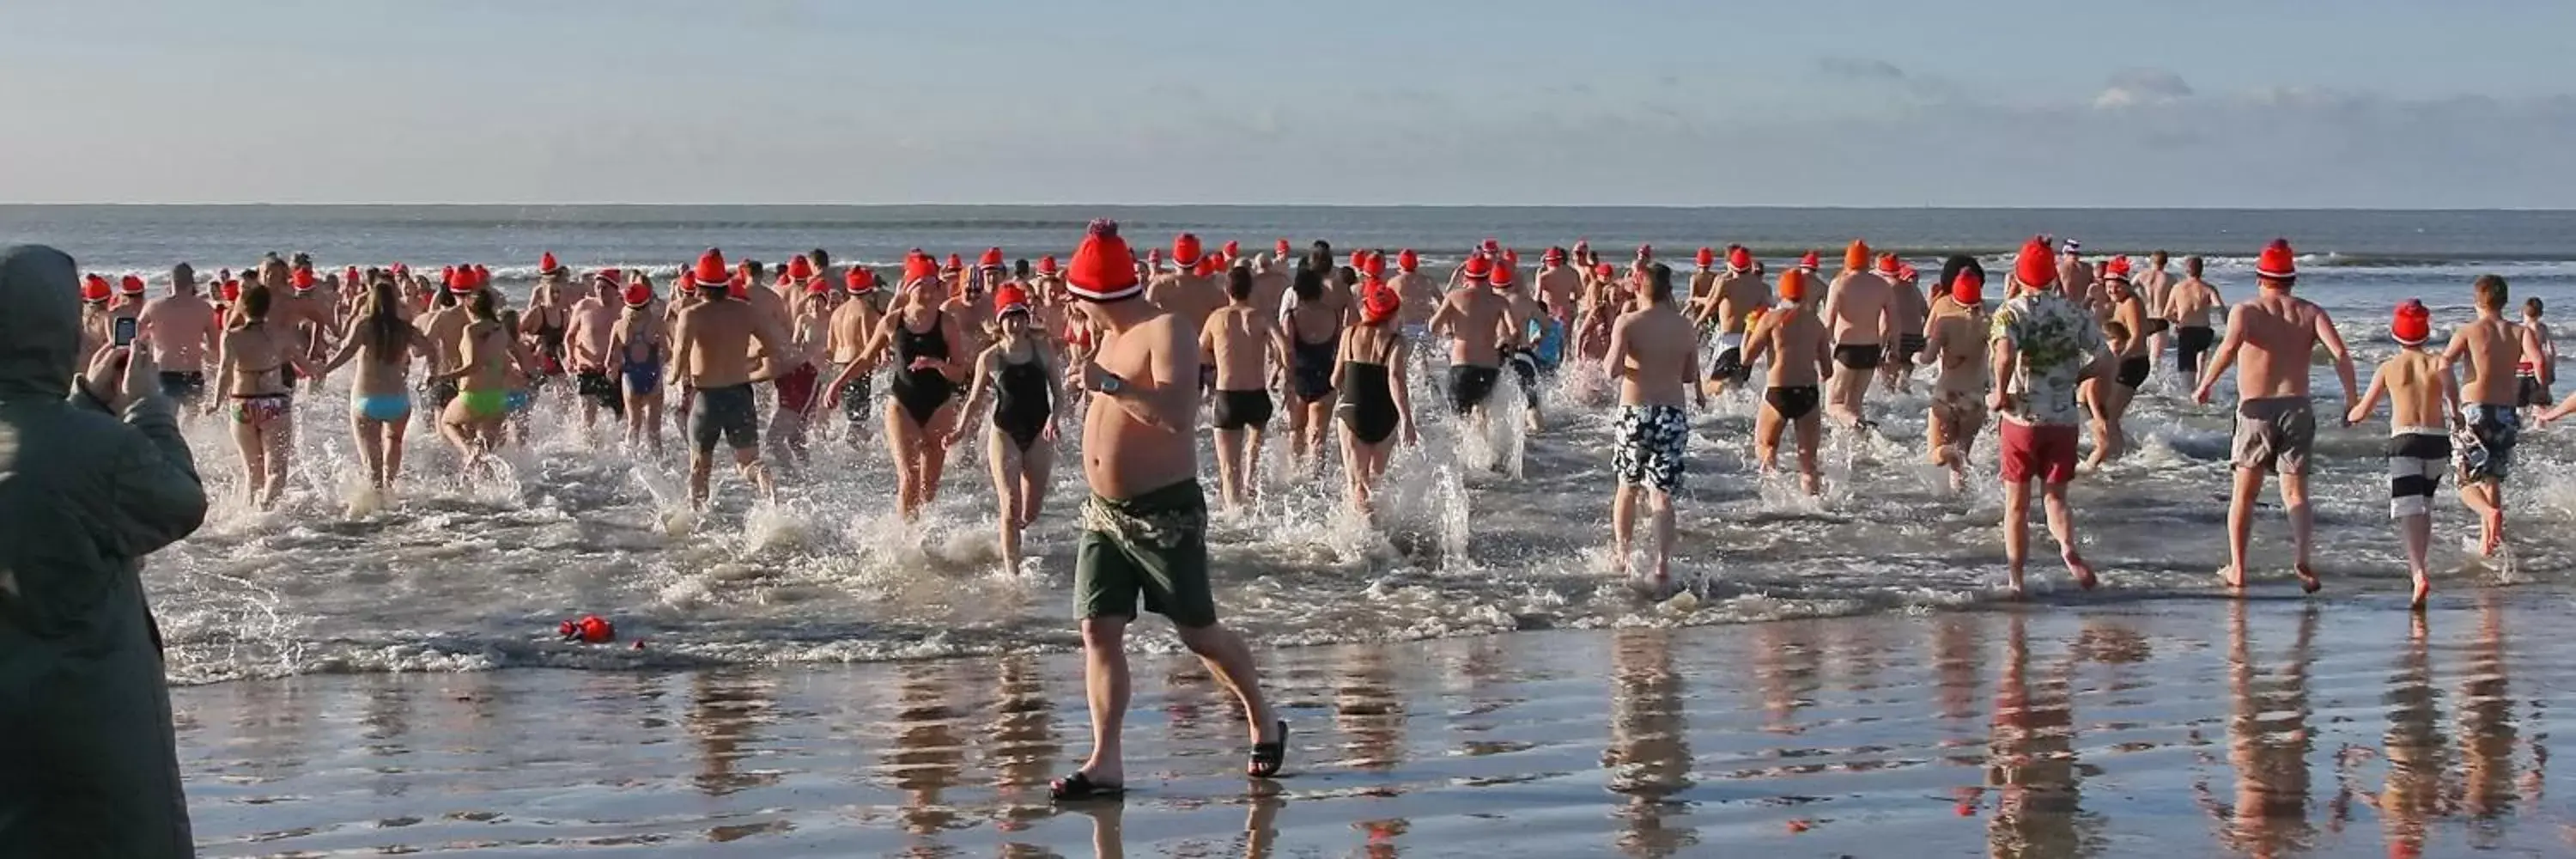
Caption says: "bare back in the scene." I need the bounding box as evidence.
[1759,308,1830,387]
[1824,271,1894,345]
[1608,303,1696,406]
[2224,291,2331,400]
[1200,305,1279,391]
[2379,350,2451,429]
[2445,316,2528,406]
[1432,289,1509,367]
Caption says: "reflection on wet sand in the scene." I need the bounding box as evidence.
[987,654,1060,835]
[2457,593,2521,845]
[1753,620,1821,735]
[2196,602,2319,859]
[1982,611,2089,859]
[884,661,979,839]
[2372,613,2445,856]
[1335,647,1403,771]
[1605,627,1697,857]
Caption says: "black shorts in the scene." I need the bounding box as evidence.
[1893,334,1926,365]
[1448,365,1500,415]
[1766,386,1820,421]
[689,383,760,454]
[2519,375,2551,408]
[1832,344,1884,370]
[576,370,624,416]
[1709,346,1747,382]
[158,370,206,405]
[426,379,459,412]
[838,374,873,426]
[2117,356,2151,389]
[1212,389,1273,430]
[2176,326,2216,376]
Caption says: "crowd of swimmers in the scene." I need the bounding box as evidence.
[76,228,2564,643]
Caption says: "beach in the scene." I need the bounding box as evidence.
[3,204,2569,855]
[179,596,2575,856]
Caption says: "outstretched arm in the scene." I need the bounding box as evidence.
[2314,307,2359,406]
[2345,364,2389,427]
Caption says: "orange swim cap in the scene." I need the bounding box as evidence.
[1844,240,1870,273]
[1780,268,1811,302]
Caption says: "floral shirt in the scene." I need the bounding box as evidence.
[1989,290,2105,426]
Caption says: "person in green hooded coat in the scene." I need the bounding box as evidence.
[0,245,208,857]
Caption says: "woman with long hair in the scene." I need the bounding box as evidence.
[830,253,966,521]
[1333,282,1418,512]
[429,289,523,476]
[1281,267,1343,472]
[319,276,430,490]
[216,282,319,509]
[945,284,1062,570]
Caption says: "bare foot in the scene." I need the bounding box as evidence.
[2295,564,2322,594]
[2480,509,2506,557]
[2216,565,2245,589]
[2409,576,2431,611]
[2064,551,2099,590]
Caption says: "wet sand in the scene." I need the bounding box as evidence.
[179,594,2575,857]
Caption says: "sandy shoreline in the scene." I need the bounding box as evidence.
[174,591,2575,856]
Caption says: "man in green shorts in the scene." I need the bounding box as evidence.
[1049,219,1286,801]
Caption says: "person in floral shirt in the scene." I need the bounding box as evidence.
[1987,237,2108,596]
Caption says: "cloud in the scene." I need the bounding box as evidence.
[2093,69,2196,108]
[1817,58,1907,81]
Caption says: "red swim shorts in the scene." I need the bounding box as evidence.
[2000,420,2080,485]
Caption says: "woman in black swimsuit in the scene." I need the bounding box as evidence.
[1282,267,1345,474]
[216,283,319,509]
[946,285,1062,571]
[1332,283,1418,513]
[859,256,969,521]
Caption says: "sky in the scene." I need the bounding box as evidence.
[5,0,2573,207]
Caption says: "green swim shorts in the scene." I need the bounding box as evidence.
[1075,479,1218,628]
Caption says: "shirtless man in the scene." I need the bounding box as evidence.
[1820,241,1897,428]
[562,275,626,433]
[765,279,831,469]
[1602,264,1706,587]
[2162,256,2225,381]
[1742,268,1830,495]
[2517,297,2555,413]
[1536,247,1583,326]
[2191,239,2356,593]
[2137,251,2175,364]
[2441,275,2543,557]
[267,262,337,387]
[1990,238,2107,596]
[1915,266,1991,491]
[2057,240,2094,311]
[1878,257,1928,393]
[1148,233,1226,342]
[415,275,477,432]
[670,250,797,509]
[1686,247,1720,310]
[1385,249,1441,346]
[1427,253,1512,428]
[1692,246,1766,396]
[1048,219,1285,801]
[1200,267,1289,509]
[2085,257,2152,468]
[138,263,222,408]
[825,265,884,448]
[1249,246,1292,323]
[2346,300,2457,608]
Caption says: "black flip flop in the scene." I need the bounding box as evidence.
[1246,720,1289,779]
[1048,771,1126,802]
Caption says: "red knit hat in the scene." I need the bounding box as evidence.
[993,283,1031,315]
[1874,253,1900,277]
[472,264,491,288]
[221,279,242,302]
[1592,262,1615,280]
[2011,237,2057,289]
[540,252,562,275]
[1727,245,1753,273]
[118,274,146,295]
[623,282,653,307]
[1482,238,1503,256]
[290,267,316,291]
[787,255,816,281]
[941,253,963,274]
[1360,283,1400,324]
[1036,255,1060,276]
[1222,240,1239,260]
[2103,255,2132,282]
[845,265,878,294]
[2392,299,2432,345]
[1397,249,1419,272]
[1462,253,1493,282]
[979,247,1005,270]
[1695,247,1716,269]
[81,274,111,302]
[1172,234,1203,267]
[1359,249,1386,278]
[1491,261,1516,287]
[902,253,939,287]
[1951,270,1984,306]
[1896,263,1917,283]
[445,265,477,294]
[1274,239,1291,259]
[2257,238,2297,282]
[1068,219,1143,302]
[692,250,730,291]
[1543,247,1567,265]
[1797,250,1820,271]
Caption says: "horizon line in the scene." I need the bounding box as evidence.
[3,202,2573,213]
